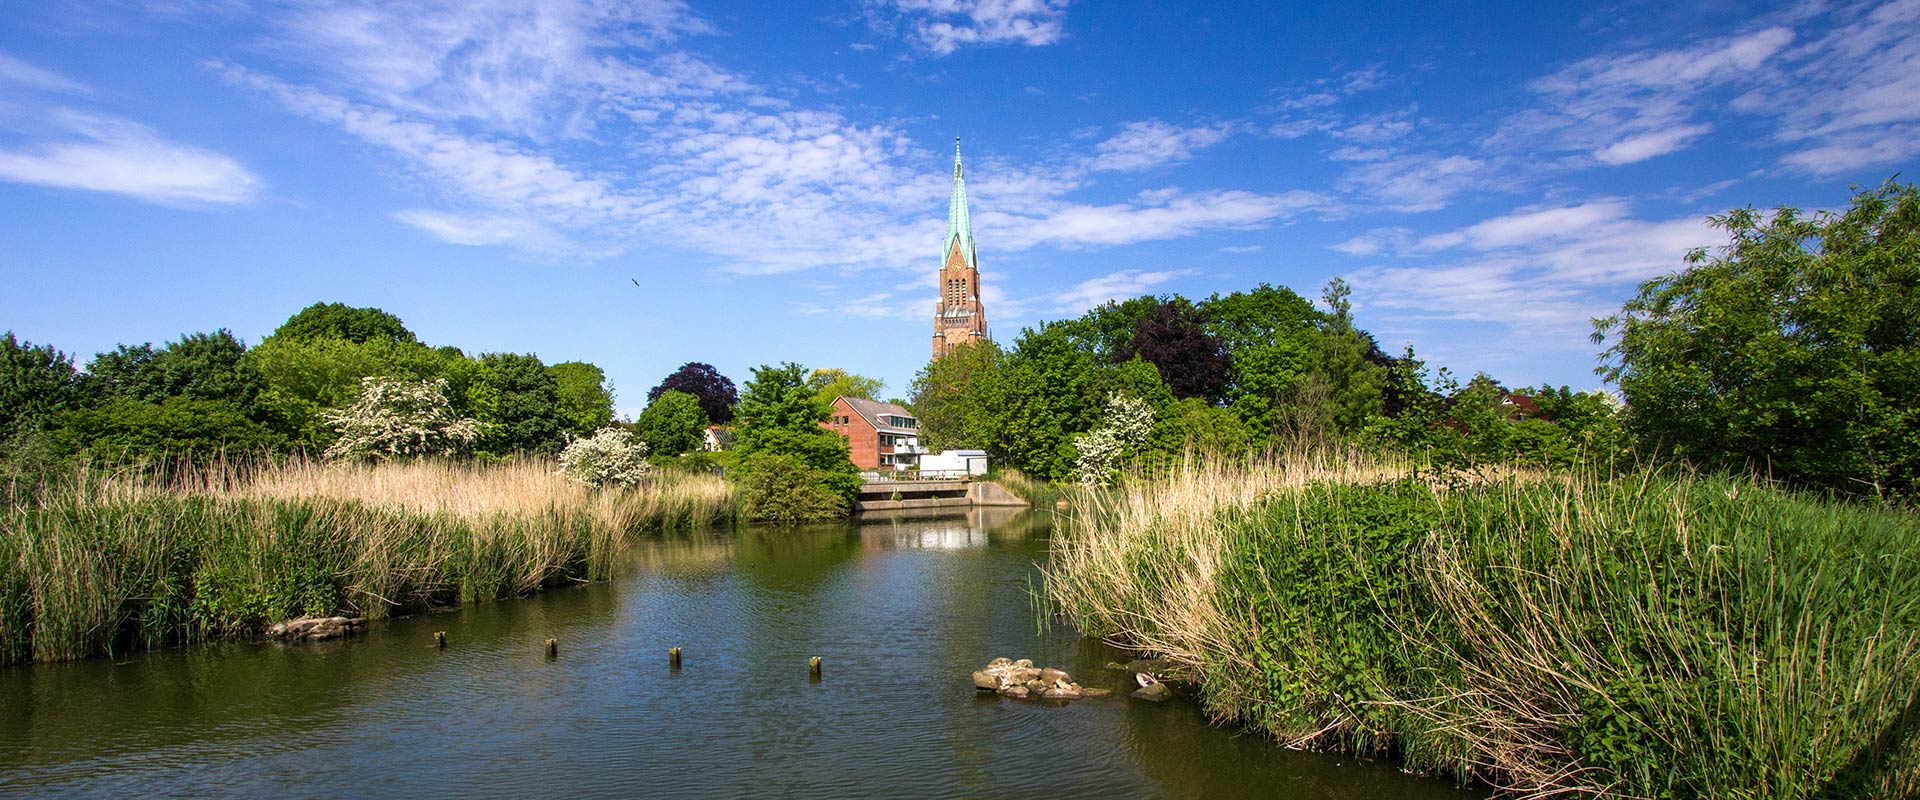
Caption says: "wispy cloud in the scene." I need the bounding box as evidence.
[874,0,1070,55]
[1497,26,1794,166]
[988,189,1326,250]
[0,109,260,205]
[1052,268,1193,313]
[1088,120,1234,172]
[1351,199,1714,340]
[0,51,91,95]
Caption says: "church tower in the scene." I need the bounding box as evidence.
[932,139,989,358]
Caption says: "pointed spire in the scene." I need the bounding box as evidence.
[946,137,975,268]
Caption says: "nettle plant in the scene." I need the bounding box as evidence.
[558,427,653,489]
[323,376,480,460]
[1074,394,1154,487]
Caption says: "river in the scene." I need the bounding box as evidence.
[0,508,1483,799]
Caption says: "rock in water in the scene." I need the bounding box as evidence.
[1040,668,1070,684]
[973,671,1000,691]
[1131,673,1172,702]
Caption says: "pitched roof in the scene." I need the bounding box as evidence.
[840,396,917,433]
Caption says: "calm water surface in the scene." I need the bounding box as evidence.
[0,509,1483,799]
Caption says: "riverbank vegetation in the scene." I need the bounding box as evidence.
[1047,455,1920,798]
[0,458,733,666]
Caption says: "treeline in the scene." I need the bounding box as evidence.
[916,181,1920,501]
[912,279,1622,486]
[0,303,616,470]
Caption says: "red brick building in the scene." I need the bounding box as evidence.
[822,396,925,471]
[932,139,990,359]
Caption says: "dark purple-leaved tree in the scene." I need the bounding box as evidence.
[1114,301,1231,403]
[648,362,739,424]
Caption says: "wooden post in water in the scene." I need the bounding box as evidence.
[669,647,682,669]
[809,656,822,682]
[545,638,558,658]
[434,631,447,648]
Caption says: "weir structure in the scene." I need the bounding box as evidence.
[852,479,1027,514]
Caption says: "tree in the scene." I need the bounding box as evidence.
[1074,394,1155,487]
[1596,181,1920,497]
[268,302,417,345]
[0,333,80,445]
[979,322,1103,482]
[1307,278,1387,435]
[733,362,860,503]
[649,362,738,424]
[475,353,567,455]
[634,390,708,457]
[1199,284,1324,435]
[81,329,261,411]
[558,428,652,488]
[547,361,614,437]
[806,367,885,404]
[322,376,479,460]
[56,397,286,461]
[909,340,1001,450]
[1113,300,1231,402]
[246,335,464,451]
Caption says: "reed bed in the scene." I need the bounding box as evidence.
[1046,455,1920,798]
[0,458,736,666]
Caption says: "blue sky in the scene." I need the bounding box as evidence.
[2,0,1916,415]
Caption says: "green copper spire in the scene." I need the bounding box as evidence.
[946,137,975,269]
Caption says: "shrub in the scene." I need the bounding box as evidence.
[735,452,847,523]
[323,376,479,460]
[558,427,652,489]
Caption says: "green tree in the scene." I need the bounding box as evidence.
[547,361,614,437]
[246,335,462,451]
[909,340,1002,450]
[475,352,567,456]
[635,389,708,457]
[54,397,286,461]
[1596,181,1920,497]
[81,330,261,411]
[734,362,860,503]
[980,322,1103,482]
[1306,278,1387,435]
[806,367,885,404]
[1199,284,1324,435]
[0,332,80,446]
[268,302,418,345]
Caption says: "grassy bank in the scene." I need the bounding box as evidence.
[0,459,734,666]
[1046,455,1920,798]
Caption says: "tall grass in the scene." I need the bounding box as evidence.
[1046,454,1920,798]
[0,458,735,666]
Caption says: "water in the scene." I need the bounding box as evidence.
[0,509,1482,799]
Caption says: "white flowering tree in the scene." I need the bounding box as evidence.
[1074,394,1154,487]
[323,376,481,460]
[558,427,653,489]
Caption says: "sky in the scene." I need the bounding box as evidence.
[2,0,1916,416]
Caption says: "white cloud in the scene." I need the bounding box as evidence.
[0,51,90,94]
[0,110,260,205]
[1498,26,1794,166]
[1220,244,1261,254]
[1342,153,1487,212]
[1088,120,1233,172]
[1051,268,1193,314]
[880,0,1070,55]
[987,189,1325,250]
[1351,199,1716,340]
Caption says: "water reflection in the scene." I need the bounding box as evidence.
[0,511,1481,800]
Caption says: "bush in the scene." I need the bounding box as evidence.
[557,427,652,489]
[323,376,479,461]
[735,452,847,523]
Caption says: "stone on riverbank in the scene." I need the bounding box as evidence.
[972,657,1114,704]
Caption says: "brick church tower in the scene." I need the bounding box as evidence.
[932,139,989,358]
